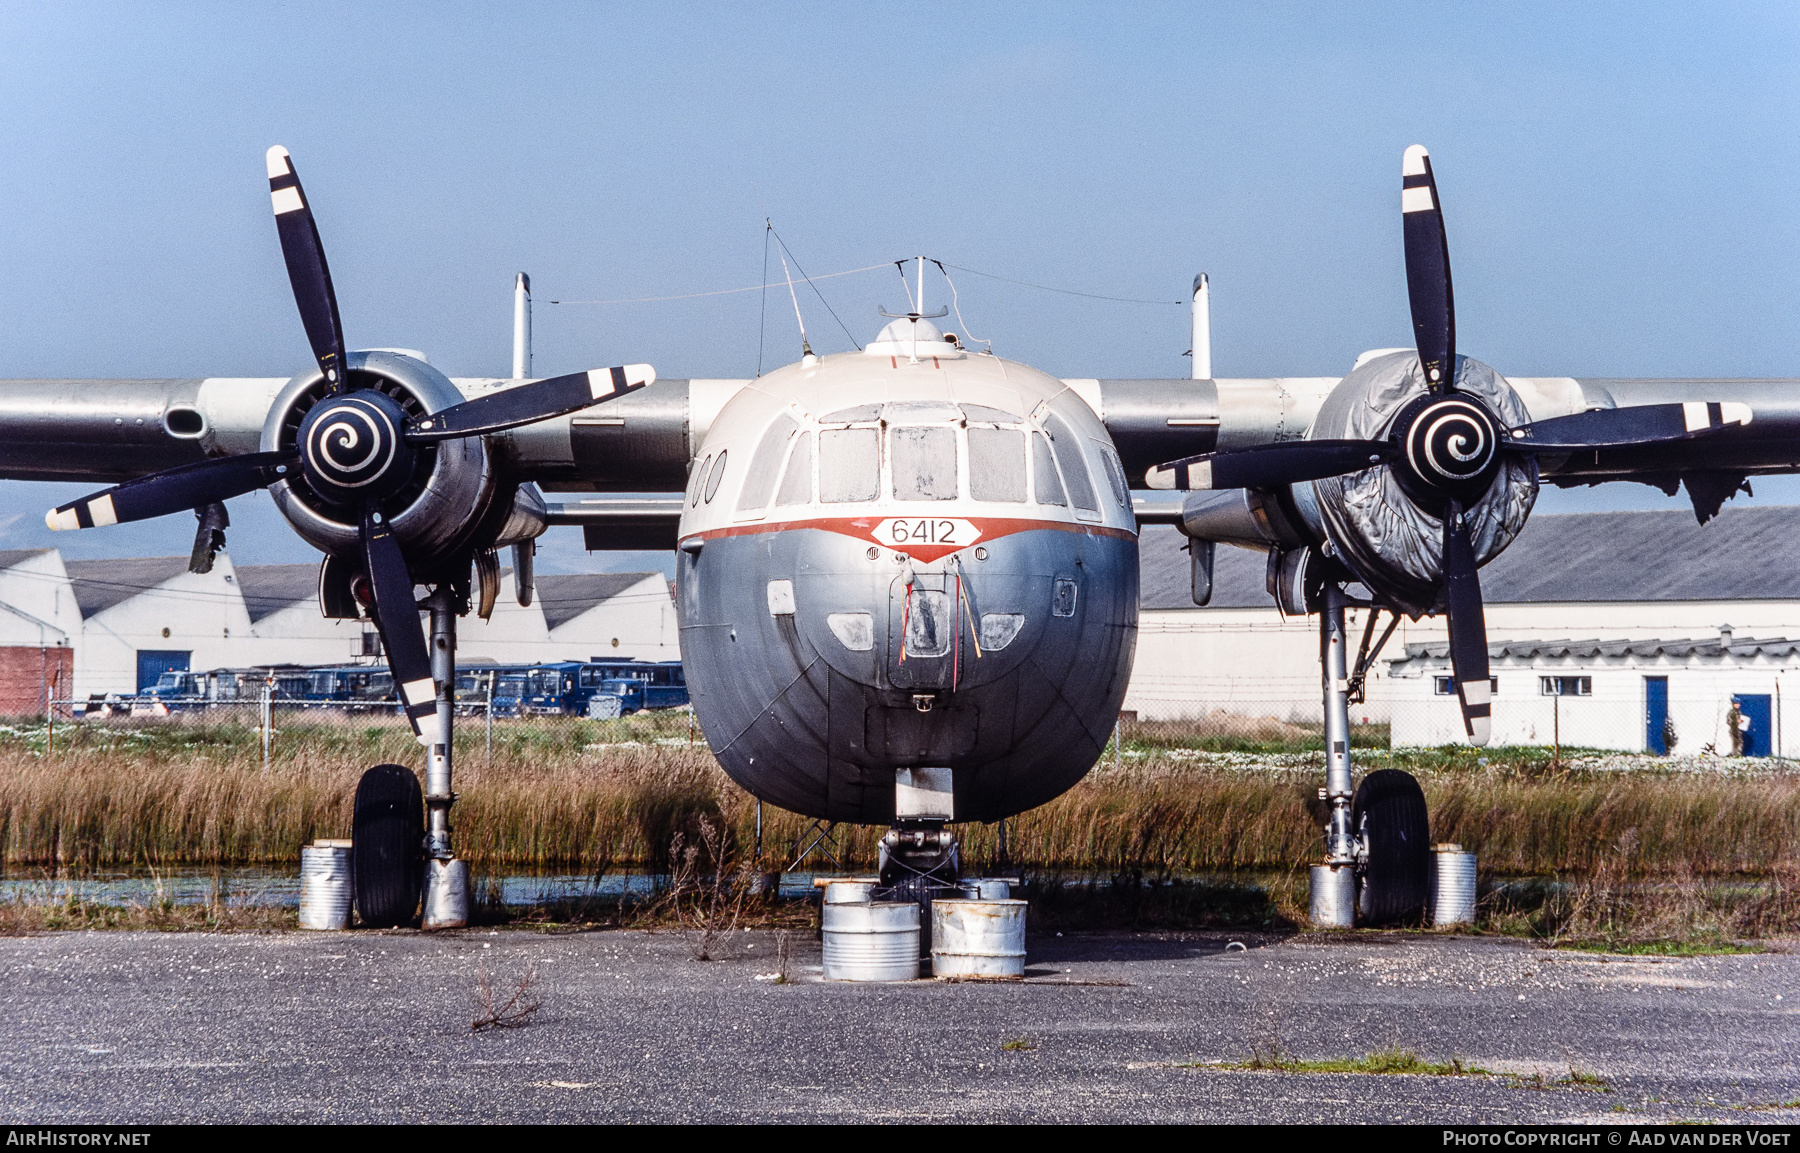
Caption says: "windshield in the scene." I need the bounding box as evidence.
[891,426,958,501]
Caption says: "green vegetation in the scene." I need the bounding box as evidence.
[1196,1045,1612,1093]
[1205,1044,1485,1076]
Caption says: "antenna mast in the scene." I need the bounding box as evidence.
[772,220,814,362]
[512,273,532,379]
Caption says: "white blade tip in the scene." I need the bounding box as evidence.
[1403,144,1430,175]
[265,146,292,179]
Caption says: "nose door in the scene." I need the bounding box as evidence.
[889,572,961,690]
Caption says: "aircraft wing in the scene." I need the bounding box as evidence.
[2,372,1797,499]
[1083,375,1800,496]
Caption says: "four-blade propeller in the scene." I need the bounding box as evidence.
[1148,145,1753,745]
[47,146,656,745]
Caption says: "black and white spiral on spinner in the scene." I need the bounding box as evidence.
[296,390,415,503]
[1403,397,1497,497]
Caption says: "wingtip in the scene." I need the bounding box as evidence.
[265,146,292,179]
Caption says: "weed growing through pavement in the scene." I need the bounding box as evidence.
[999,1037,1038,1052]
[470,961,543,1031]
[664,816,753,961]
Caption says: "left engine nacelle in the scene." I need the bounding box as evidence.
[260,350,510,578]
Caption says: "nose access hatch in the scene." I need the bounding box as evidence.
[890,573,959,690]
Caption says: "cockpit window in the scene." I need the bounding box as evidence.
[1044,414,1097,512]
[775,431,814,506]
[737,414,798,512]
[819,428,879,503]
[969,427,1025,503]
[703,450,728,503]
[690,453,712,507]
[1031,432,1066,506]
[891,426,958,501]
[962,403,1021,424]
[820,403,882,424]
[1096,442,1130,510]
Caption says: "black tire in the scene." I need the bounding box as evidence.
[353,764,423,928]
[1353,768,1431,926]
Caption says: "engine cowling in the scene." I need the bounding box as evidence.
[259,350,512,579]
[1293,350,1537,615]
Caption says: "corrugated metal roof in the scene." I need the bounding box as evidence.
[1140,505,1800,611]
[536,573,663,631]
[1390,636,1800,668]
[0,549,51,571]
[234,564,321,623]
[65,556,190,618]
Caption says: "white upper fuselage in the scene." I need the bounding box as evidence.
[677,324,1139,556]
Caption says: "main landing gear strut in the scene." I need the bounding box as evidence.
[353,585,470,930]
[1310,581,1431,928]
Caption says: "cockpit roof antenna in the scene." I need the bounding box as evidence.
[933,259,993,355]
[770,217,814,363]
[756,221,772,377]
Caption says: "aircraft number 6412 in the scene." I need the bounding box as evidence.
[872,518,983,549]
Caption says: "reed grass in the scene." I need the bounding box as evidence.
[1,713,1796,884]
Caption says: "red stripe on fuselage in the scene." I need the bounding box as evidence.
[684,514,1134,563]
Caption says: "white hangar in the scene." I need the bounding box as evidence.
[0,550,678,708]
[1128,506,1800,756]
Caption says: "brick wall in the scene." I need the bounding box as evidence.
[0,646,73,718]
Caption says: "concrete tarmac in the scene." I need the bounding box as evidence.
[0,927,1795,1124]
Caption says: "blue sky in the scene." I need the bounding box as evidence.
[2,1,1798,570]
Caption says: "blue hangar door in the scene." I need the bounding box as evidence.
[1644,676,1669,754]
[1733,694,1772,758]
[136,650,190,694]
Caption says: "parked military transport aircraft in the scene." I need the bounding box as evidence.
[16,144,1797,927]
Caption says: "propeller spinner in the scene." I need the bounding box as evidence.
[48,147,656,745]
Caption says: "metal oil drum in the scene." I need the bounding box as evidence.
[822,880,876,904]
[931,899,1027,980]
[957,878,1011,900]
[822,901,920,981]
[1429,844,1477,926]
[298,841,353,931]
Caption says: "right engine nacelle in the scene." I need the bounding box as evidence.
[1297,351,1537,616]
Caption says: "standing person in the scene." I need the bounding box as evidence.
[1726,698,1745,756]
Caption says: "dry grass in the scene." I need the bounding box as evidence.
[0,714,1797,888]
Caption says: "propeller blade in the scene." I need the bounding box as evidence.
[267,146,349,392]
[1146,439,1393,491]
[1502,401,1753,451]
[1441,500,1491,746]
[406,365,657,443]
[46,450,297,531]
[361,506,442,747]
[1402,145,1456,393]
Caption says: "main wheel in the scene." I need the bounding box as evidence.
[353,764,423,928]
[1353,769,1431,926]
